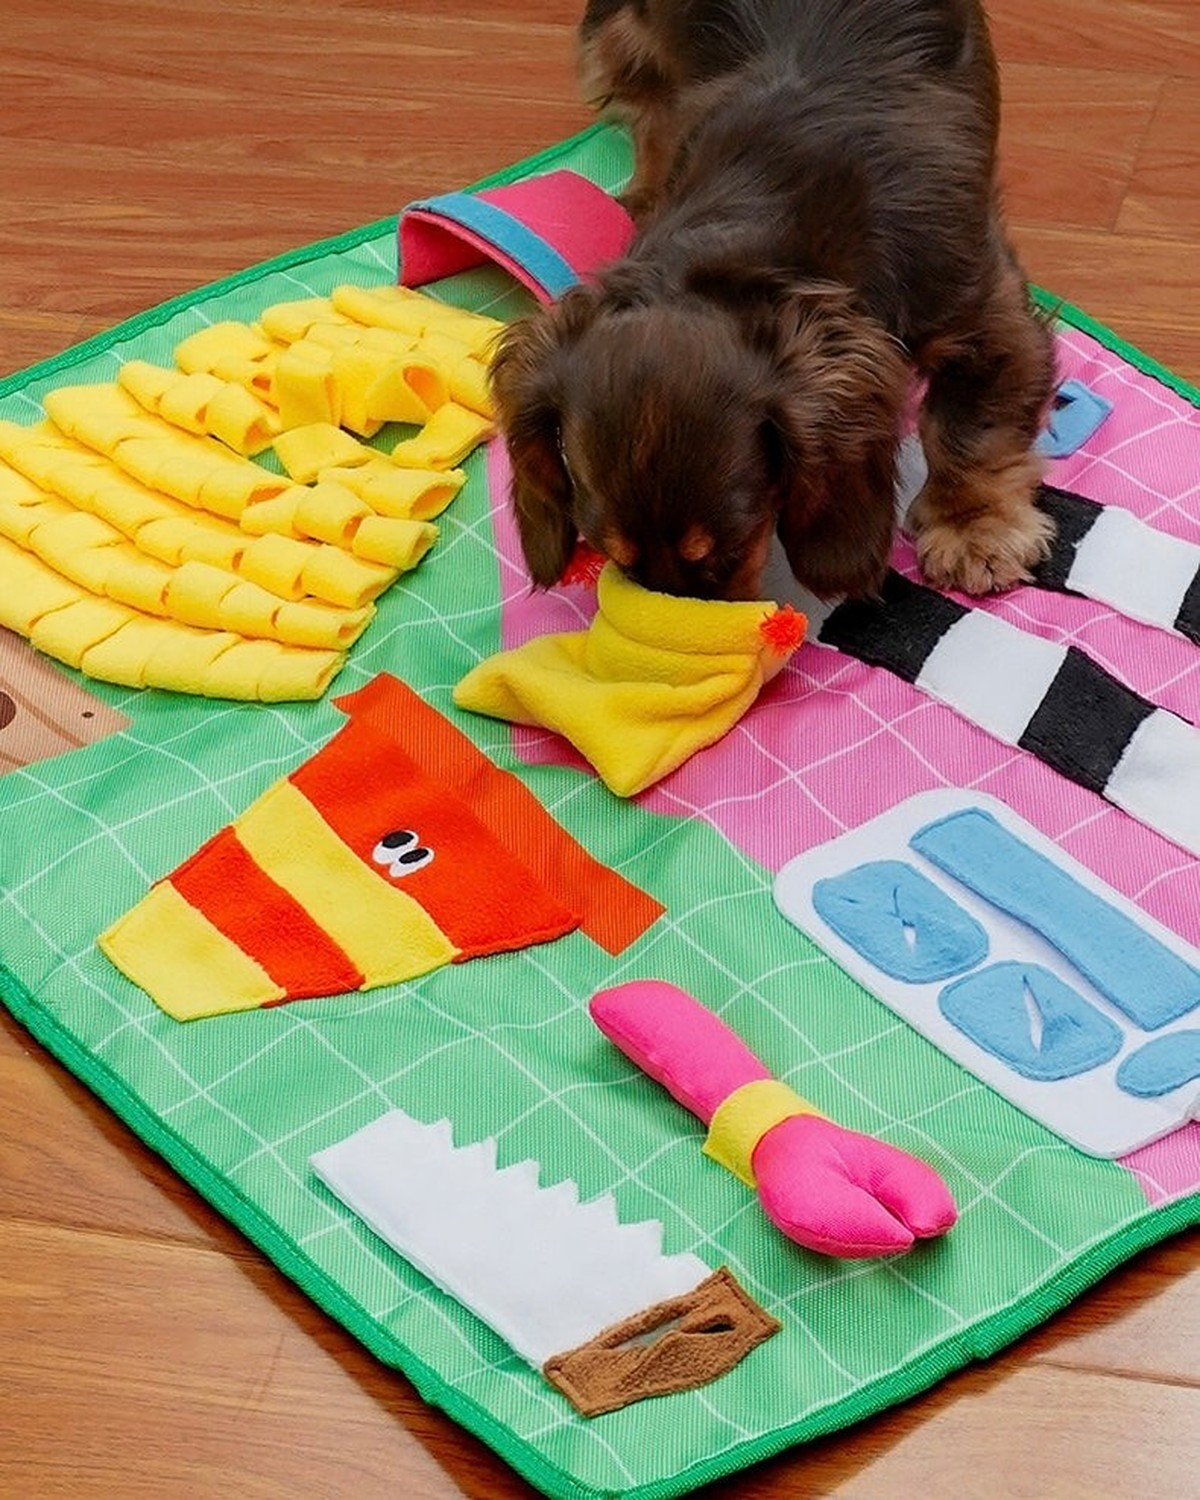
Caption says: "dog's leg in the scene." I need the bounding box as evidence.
[619,104,685,220]
[908,254,1057,595]
[579,6,681,221]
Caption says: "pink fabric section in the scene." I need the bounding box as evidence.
[590,980,771,1122]
[400,170,635,299]
[400,212,533,291]
[488,328,1200,1204]
[1120,1122,1200,1205]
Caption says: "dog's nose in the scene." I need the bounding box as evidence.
[625,561,739,603]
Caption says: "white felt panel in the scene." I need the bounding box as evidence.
[311,1109,710,1368]
[1067,505,1200,630]
[916,612,1068,743]
[774,790,1200,1158]
[1106,710,1200,860]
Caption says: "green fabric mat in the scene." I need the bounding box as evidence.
[2,124,1197,1500]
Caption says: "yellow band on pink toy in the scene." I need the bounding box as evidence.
[702,1080,824,1188]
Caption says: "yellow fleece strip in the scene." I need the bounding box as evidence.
[298,319,489,420]
[0,459,371,650]
[0,534,343,700]
[341,343,449,429]
[273,423,375,484]
[258,297,352,345]
[329,283,503,358]
[319,461,464,521]
[0,423,388,612]
[233,781,459,984]
[415,330,494,416]
[174,320,278,379]
[99,882,285,1021]
[390,402,495,471]
[42,384,289,519]
[240,483,438,572]
[118,360,281,456]
[275,341,343,432]
[702,1080,825,1188]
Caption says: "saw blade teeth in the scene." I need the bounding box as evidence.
[311,1109,715,1368]
[619,1218,667,1259]
[522,1179,581,1221]
[428,1117,456,1151]
[574,1191,622,1232]
[546,1176,581,1208]
[505,1157,544,1188]
[476,1137,500,1172]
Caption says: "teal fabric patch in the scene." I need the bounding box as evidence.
[911,808,1200,1031]
[812,859,988,982]
[939,962,1123,1081]
[402,191,580,299]
[1117,1032,1200,1098]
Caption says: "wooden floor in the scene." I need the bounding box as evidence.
[2,2,1197,1495]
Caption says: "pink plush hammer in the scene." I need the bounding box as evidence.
[590,981,957,1258]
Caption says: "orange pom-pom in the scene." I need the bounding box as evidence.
[758,603,806,655]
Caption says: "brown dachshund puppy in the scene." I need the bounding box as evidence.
[491,0,1056,602]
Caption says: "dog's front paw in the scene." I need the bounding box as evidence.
[908,455,1054,596]
[911,507,1052,595]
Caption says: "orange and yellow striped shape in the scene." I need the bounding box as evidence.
[99,674,664,1020]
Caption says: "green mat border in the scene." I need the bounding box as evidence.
[4,938,1199,1500]
[2,122,1199,1499]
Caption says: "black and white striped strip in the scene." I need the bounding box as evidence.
[893,442,1200,646]
[816,571,1200,857]
[1033,483,1200,646]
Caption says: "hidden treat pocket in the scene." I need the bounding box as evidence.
[811,860,988,983]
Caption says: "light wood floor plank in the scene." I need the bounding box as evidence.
[1118,75,1200,239]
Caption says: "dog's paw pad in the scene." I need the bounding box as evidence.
[914,509,1054,596]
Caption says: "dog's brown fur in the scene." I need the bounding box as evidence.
[492,0,1057,601]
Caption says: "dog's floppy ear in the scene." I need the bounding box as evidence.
[489,286,599,587]
[760,288,909,598]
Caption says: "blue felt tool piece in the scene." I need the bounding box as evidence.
[811,859,989,983]
[939,961,1123,1081]
[1116,1031,1200,1098]
[911,808,1200,1031]
[1036,380,1114,459]
[402,191,580,300]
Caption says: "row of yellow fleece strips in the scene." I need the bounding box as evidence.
[0,286,500,700]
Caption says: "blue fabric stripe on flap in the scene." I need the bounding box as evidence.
[404,192,580,299]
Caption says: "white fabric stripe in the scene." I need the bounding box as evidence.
[1066,505,1200,632]
[915,611,1069,743]
[1105,710,1200,859]
[311,1110,709,1368]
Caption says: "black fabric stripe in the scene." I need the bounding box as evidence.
[1031,484,1104,591]
[818,571,969,683]
[1017,646,1157,794]
[1173,568,1200,647]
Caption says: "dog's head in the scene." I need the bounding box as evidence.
[490,268,910,601]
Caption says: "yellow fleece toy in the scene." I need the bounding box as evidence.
[0,286,499,701]
[453,563,806,797]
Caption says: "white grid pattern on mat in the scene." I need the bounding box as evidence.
[2,140,1197,1497]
